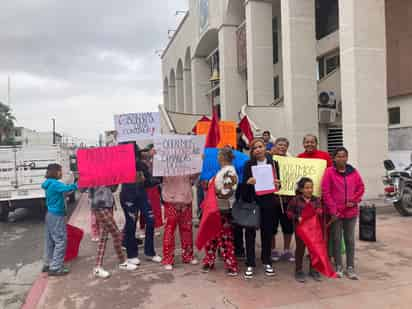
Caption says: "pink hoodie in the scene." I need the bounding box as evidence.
[321,164,365,219]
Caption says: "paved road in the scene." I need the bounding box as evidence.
[0,198,78,309]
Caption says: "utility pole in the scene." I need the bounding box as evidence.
[7,76,11,107]
[52,118,56,145]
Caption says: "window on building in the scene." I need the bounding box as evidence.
[273,76,280,99]
[325,54,340,74]
[15,128,22,137]
[388,107,401,125]
[316,0,339,40]
[317,57,325,80]
[272,18,279,64]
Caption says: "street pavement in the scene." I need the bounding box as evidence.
[28,194,412,309]
[0,198,78,309]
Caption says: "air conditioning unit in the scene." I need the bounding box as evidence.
[319,108,337,124]
[318,91,337,124]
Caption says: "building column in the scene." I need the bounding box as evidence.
[176,76,184,113]
[339,0,388,197]
[163,89,169,111]
[169,84,176,112]
[191,57,212,115]
[281,0,318,154]
[219,25,247,121]
[245,0,274,106]
[183,67,193,113]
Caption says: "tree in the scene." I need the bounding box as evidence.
[0,102,16,145]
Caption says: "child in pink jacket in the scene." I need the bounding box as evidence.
[162,175,199,270]
[322,147,365,280]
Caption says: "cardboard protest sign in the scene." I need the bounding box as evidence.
[77,144,136,188]
[196,121,237,148]
[152,135,206,177]
[114,112,160,142]
[273,156,327,197]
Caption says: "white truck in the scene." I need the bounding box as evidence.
[0,145,76,221]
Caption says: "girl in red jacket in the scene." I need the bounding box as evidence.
[287,177,323,283]
[321,147,365,280]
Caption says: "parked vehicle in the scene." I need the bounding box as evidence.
[0,145,75,221]
[382,155,412,216]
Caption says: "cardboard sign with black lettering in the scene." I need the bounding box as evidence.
[114,112,160,142]
[153,135,205,177]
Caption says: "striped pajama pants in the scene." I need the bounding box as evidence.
[94,208,126,268]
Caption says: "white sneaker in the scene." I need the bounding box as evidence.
[119,262,138,271]
[190,258,199,265]
[164,264,173,271]
[146,255,162,263]
[128,257,141,265]
[94,267,110,279]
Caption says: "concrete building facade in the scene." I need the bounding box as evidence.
[161,0,411,198]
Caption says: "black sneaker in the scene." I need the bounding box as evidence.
[295,271,306,283]
[309,269,322,282]
[41,265,49,273]
[202,264,213,273]
[263,264,276,277]
[48,267,70,277]
[226,269,239,277]
[244,267,254,279]
[137,239,144,247]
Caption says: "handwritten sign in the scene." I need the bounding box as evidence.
[114,112,160,142]
[273,156,327,197]
[153,135,206,176]
[77,144,136,188]
[196,121,237,148]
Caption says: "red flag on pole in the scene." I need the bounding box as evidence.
[195,179,222,250]
[296,205,337,278]
[238,116,254,143]
[204,107,220,148]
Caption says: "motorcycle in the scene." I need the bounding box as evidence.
[382,157,412,216]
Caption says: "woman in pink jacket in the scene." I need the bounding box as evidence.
[162,175,199,270]
[322,147,365,280]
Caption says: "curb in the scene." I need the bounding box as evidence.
[21,194,86,309]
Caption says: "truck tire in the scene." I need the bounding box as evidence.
[394,186,412,217]
[0,203,10,222]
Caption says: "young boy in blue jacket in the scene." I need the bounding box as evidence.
[41,164,78,276]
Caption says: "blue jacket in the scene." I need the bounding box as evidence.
[41,179,78,216]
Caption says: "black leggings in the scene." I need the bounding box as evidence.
[244,205,277,267]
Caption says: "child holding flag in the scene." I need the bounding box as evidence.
[201,147,239,276]
[287,177,324,283]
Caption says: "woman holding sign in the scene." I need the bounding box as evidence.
[240,138,280,279]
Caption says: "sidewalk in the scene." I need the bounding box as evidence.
[29,194,412,309]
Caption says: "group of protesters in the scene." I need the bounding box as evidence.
[41,130,365,283]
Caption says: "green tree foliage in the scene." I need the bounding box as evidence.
[0,102,16,145]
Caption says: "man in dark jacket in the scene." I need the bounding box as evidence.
[120,142,162,265]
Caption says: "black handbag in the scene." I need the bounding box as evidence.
[231,199,260,228]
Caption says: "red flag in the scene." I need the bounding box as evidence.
[204,108,220,148]
[195,179,222,250]
[296,205,337,278]
[192,116,211,134]
[238,116,254,143]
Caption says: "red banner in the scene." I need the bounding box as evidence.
[77,144,136,188]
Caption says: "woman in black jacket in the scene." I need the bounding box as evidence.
[241,138,280,279]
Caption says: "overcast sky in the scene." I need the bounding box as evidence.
[0,0,188,144]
